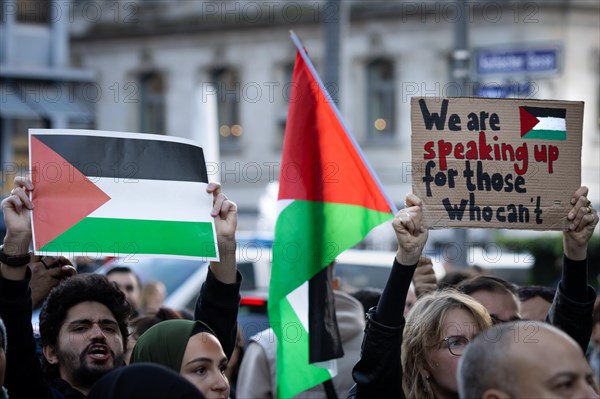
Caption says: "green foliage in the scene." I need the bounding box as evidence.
[497,234,600,289]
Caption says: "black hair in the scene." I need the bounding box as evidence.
[39,274,131,378]
[517,285,556,304]
[456,274,518,296]
[351,288,383,313]
[438,269,479,290]
[129,307,183,340]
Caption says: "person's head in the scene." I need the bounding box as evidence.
[0,317,6,388]
[518,285,556,322]
[106,266,142,313]
[350,288,383,314]
[130,319,229,399]
[402,290,492,399]
[87,363,206,399]
[125,307,183,364]
[458,321,599,399]
[39,274,130,393]
[438,268,480,290]
[140,281,167,313]
[457,275,520,323]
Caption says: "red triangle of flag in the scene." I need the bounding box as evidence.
[31,136,111,249]
[278,52,392,214]
[519,107,540,137]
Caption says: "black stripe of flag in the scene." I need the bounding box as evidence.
[521,106,566,119]
[36,134,208,183]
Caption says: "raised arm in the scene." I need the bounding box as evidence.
[547,186,598,352]
[0,177,52,398]
[350,193,428,399]
[194,182,241,359]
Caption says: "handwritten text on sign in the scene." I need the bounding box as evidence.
[411,97,583,230]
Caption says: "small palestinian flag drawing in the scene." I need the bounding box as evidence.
[29,129,218,260]
[519,106,567,140]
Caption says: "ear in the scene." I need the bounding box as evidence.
[483,388,511,399]
[43,345,58,365]
[332,277,341,291]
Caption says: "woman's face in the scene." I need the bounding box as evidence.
[179,332,230,399]
[426,308,479,397]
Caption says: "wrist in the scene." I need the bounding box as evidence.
[563,237,587,261]
[3,233,32,255]
[564,246,587,261]
[396,248,421,266]
[217,237,237,255]
[0,244,31,266]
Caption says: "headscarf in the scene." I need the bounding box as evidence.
[130,319,215,372]
[87,363,205,399]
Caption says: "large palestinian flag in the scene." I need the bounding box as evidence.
[29,130,218,260]
[268,34,396,398]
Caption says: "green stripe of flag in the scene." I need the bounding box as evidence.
[270,200,392,398]
[270,200,392,302]
[523,129,566,141]
[39,217,216,257]
[277,296,332,396]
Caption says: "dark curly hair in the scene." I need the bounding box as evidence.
[39,274,131,378]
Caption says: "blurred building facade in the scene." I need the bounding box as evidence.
[2,1,599,244]
[0,0,96,195]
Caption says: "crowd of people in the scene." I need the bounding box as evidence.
[0,176,598,399]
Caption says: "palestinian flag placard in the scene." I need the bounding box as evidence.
[519,106,567,140]
[29,129,219,260]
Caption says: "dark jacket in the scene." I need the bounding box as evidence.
[546,256,596,353]
[194,268,242,359]
[348,260,415,399]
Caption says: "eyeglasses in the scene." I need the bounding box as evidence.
[441,335,469,356]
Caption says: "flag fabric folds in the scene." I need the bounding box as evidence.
[29,130,218,260]
[268,37,395,398]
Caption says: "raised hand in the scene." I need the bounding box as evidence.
[1,177,34,255]
[393,193,428,265]
[564,186,598,261]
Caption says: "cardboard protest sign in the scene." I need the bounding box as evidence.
[29,129,219,260]
[411,97,583,230]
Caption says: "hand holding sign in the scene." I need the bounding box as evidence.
[564,186,598,261]
[1,177,34,255]
[207,182,238,285]
[393,193,428,265]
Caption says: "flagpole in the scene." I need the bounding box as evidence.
[289,30,399,215]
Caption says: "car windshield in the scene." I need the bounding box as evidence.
[99,258,205,295]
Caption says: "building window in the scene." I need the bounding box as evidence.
[139,72,165,134]
[277,62,295,145]
[16,0,50,23]
[211,67,241,151]
[366,59,395,141]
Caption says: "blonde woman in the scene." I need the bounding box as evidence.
[401,291,491,399]
[349,194,491,399]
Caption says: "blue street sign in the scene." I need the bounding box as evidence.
[476,48,560,76]
[476,82,534,98]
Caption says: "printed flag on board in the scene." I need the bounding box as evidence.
[519,106,567,140]
[268,33,396,398]
[29,130,218,260]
